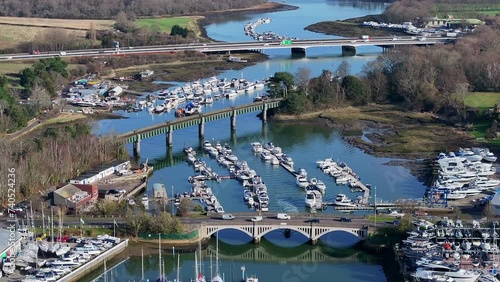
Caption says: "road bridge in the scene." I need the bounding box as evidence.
[203,242,361,263]
[118,99,284,155]
[199,221,369,245]
[0,36,453,61]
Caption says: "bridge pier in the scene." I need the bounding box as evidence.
[253,236,261,244]
[230,113,236,131]
[341,45,356,56]
[133,138,140,156]
[166,128,173,147]
[291,47,306,56]
[199,122,205,139]
[310,238,318,246]
[262,103,268,122]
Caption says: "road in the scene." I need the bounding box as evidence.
[1,212,385,230]
[0,36,452,61]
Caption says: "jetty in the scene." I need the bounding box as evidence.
[317,158,371,204]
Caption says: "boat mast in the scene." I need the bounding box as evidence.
[141,248,144,281]
[41,202,45,235]
[176,254,180,282]
[195,250,199,280]
[210,255,213,280]
[104,260,108,282]
[158,233,162,280]
[50,207,54,247]
[215,232,220,276]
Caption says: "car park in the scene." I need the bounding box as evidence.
[339,217,352,222]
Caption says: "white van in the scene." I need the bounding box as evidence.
[277,213,291,220]
[222,214,235,220]
[251,216,263,222]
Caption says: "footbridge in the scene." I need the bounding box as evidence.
[117,99,284,155]
[200,221,369,245]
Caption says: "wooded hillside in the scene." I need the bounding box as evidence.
[0,0,267,19]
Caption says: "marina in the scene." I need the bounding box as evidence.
[243,17,298,42]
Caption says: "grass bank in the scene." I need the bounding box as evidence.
[305,15,406,38]
[317,104,475,158]
[464,92,500,148]
[136,16,202,36]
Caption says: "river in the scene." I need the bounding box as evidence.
[89,0,422,281]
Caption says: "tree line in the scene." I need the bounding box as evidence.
[0,0,267,19]
[271,23,500,122]
[0,123,128,205]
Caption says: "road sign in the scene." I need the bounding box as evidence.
[282,40,292,45]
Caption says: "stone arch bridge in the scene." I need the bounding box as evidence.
[200,222,369,245]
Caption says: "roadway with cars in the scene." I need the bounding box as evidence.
[0,36,453,61]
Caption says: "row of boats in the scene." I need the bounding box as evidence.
[243,17,298,42]
[251,142,328,211]
[430,148,499,201]
[3,234,121,281]
[400,218,500,282]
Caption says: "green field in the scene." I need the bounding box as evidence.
[464,92,500,111]
[136,17,200,34]
[478,10,500,16]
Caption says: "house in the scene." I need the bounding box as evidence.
[153,183,167,199]
[489,193,500,216]
[140,70,154,78]
[0,228,23,261]
[107,86,123,97]
[52,184,97,210]
[70,160,130,185]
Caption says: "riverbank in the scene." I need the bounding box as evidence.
[197,2,299,41]
[272,104,477,183]
[305,14,408,38]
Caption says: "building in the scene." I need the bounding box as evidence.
[0,228,23,260]
[52,184,98,210]
[153,183,167,199]
[140,70,154,78]
[107,86,123,97]
[490,193,500,216]
[70,160,130,185]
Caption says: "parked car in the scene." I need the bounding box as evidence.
[305,218,320,223]
[222,214,235,220]
[251,216,263,222]
[339,217,352,222]
[277,213,291,220]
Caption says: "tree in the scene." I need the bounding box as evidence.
[335,61,350,79]
[170,25,190,37]
[342,75,369,106]
[126,208,149,237]
[30,83,52,113]
[295,67,311,96]
[20,68,36,89]
[88,22,97,42]
[268,72,295,98]
[176,198,194,217]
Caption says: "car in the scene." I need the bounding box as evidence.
[251,216,263,222]
[9,207,23,214]
[277,213,291,220]
[305,218,320,223]
[392,220,400,226]
[264,43,269,46]
[339,217,352,222]
[222,214,235,220]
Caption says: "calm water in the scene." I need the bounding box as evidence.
[89,1,417,280]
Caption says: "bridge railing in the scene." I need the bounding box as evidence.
[118,98,285,140]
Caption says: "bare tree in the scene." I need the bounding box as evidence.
[30,83,52,112]
[295,67,311,96]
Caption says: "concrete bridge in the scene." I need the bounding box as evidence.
[0,36,452,61]
[118,99,284,155]
[199,221,369,245]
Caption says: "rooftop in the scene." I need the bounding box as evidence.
[72,160,128,181]
[54,184,89,203]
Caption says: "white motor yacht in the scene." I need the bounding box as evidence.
[260,150,272,160]
[2,258,15,275]
[446,192,467,200]
[203,141,213,151]
[296,175,309,188]
[251,142,263,153]
[305,190,323,209]
[310,178,326,194]
[415,265,480,282]
[335,194,356,207]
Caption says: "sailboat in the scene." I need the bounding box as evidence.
[194,241,206,282]
[156,234,167,282]
[211,232,223,282]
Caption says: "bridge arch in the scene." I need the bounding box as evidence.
[258,225,310,239]
[312,227,367,240]
[205,225,253,238]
